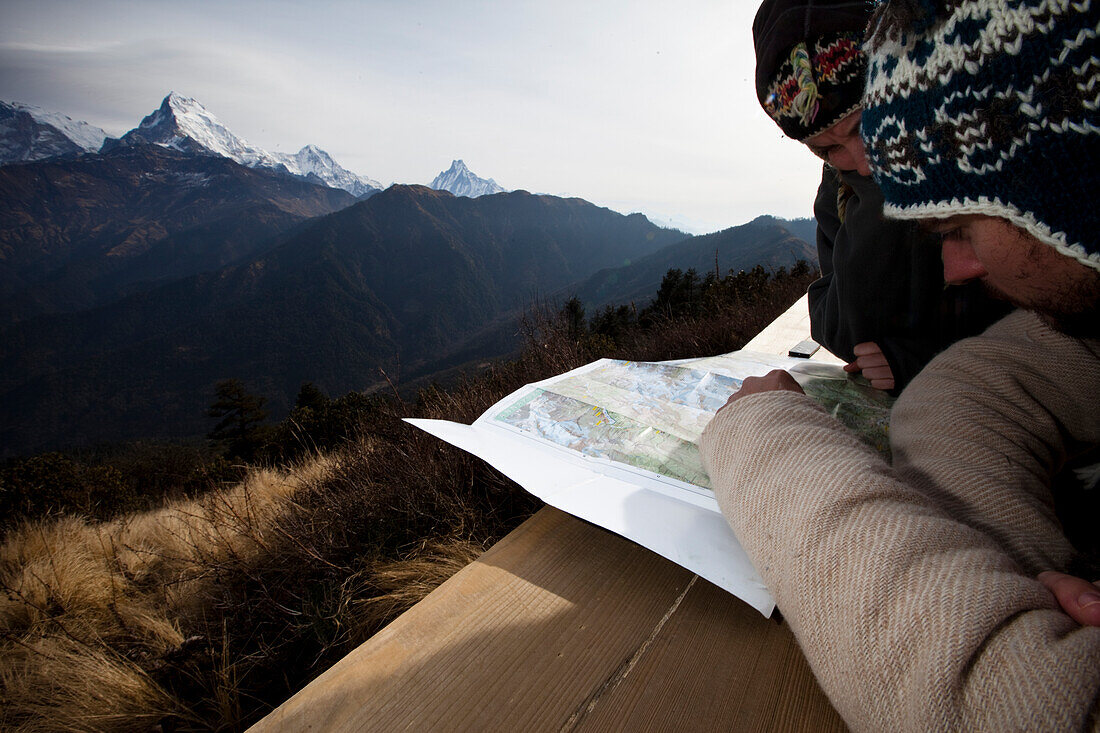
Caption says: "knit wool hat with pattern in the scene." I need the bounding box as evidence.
[753,0,873,141]
[862,0,1100,272]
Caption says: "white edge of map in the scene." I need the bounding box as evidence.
[404,416,775,616]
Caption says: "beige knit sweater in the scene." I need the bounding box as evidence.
[700,310,1100,732]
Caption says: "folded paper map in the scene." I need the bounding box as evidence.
[407,350,893,616]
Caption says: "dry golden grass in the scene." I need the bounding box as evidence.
[345,537,489,633]
[0,428,514,731]
[1,637,194,733]
[0,454,336,731]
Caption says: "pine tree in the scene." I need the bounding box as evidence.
[294,382,330,413]
[207,379,269,461]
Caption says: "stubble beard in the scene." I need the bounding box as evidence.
[978,281,1100,338]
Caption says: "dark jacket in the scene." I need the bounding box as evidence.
[809,164,1010,391]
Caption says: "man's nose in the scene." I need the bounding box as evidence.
[941,239,988,284]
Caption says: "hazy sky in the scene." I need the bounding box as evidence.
[0,0,824,233]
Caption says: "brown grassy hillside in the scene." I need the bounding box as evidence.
[0,265,815,731]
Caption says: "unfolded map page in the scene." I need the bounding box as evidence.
[491,360,733,491]
[491,355,893,494]
[406,351,894,616]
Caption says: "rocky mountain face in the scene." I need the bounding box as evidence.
[0,184,687,455]
[101,93,385,197]
[430,159,506,197]
[0,145,356,320]
[0,101,108,164]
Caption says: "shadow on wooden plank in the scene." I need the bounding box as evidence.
[251,507,847,732]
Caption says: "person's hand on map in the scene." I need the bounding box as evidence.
[843,341,896,391]
[1038,570,1100,626]
[716,369,804,416]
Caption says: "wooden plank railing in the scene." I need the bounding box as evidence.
[251,507,845,731]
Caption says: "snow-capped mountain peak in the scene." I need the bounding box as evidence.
[430,159,506,198]
[123,92,282,169]
[1,93,384,196]
[284,144,338,173]
[108,93,383,197]
[0,100,108,164]
[272,144,382,198]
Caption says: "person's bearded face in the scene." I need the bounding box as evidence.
[926,215,1100,337]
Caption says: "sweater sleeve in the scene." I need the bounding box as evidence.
[699,390,1100,732]
[890,310,1100,575]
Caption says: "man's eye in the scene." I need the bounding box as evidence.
[940,227,965,242]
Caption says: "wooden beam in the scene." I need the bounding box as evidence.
[251,507,846,732]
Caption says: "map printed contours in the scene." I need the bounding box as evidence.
[492,361,738,490]
[491,358,893,492]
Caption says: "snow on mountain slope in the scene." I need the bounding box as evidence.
[118,92,283,168]
[273,145,382,197]
[0,101,108,164]
[111,92,382,196]
[430,159,505,197]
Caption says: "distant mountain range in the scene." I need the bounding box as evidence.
[0,145,356,320]
[568,215,817,309]
[0,179,687,454]
[0,93,507,200]
[0,94,820,457]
